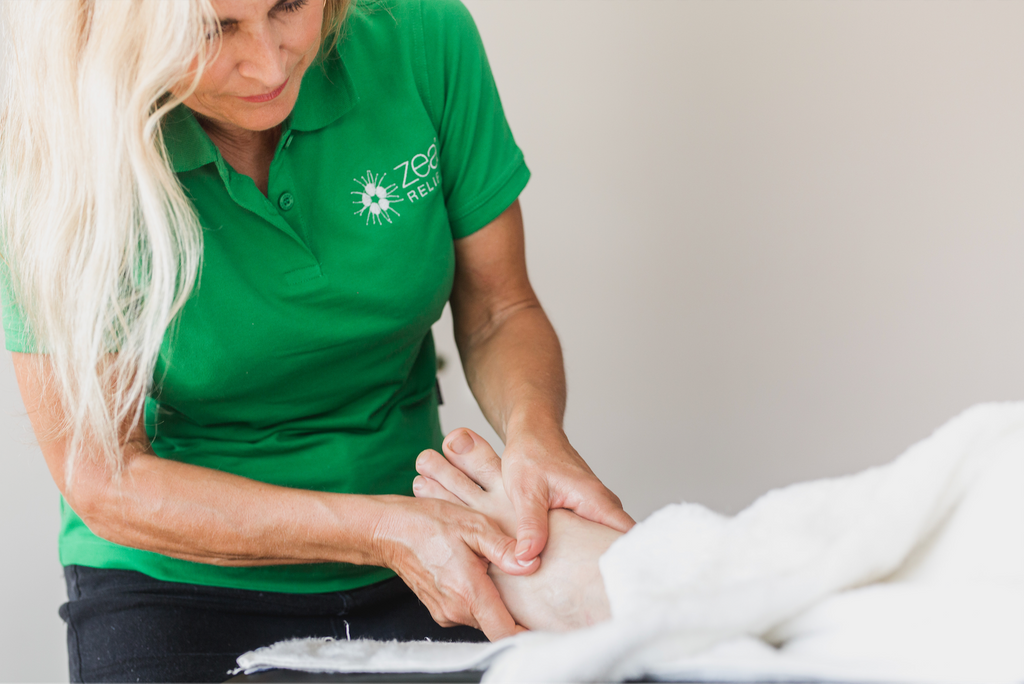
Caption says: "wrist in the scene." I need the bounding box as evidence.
[504,410,565,448]
[326,493,406,568]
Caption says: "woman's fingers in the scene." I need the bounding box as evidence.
[573,486,636,533]
[467,574,522,641]
[506,466,635,562]
[503,480,550,564]
[418,558,520,641]
[501,432,635,562]
[467,511,537,576]
[374,496,528,641]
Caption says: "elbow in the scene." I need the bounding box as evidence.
[64,481,117,543]
[61,461,131,547]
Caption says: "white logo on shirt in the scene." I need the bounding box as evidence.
[394,139,441,204]
[352,171,404,225]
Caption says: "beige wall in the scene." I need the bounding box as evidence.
[4,1,1024,680]
[439,0,1024,520]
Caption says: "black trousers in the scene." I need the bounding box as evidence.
[59,565,487,683]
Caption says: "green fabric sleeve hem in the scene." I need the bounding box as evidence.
[3,326,39,353]
[449,159,531,240]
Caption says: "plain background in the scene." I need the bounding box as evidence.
[3,1,1024,681]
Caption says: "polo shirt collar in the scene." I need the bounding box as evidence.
[290,44,357,132]
[162,44,357,174]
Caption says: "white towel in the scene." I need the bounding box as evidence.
[234,636,512,675]
[237,402,1024,683]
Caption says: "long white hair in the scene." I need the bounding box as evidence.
[1,0,351,486]
[1,0,217,484]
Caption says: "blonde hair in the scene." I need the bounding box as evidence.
[0,0,349,485]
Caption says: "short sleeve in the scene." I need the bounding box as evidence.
[419,0,530,239]
[0,256,40,353]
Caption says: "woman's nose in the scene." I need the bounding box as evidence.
[236,22,287,85]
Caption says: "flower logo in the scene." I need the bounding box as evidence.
[352,171,403,225]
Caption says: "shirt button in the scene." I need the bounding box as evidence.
[278,192,295,211]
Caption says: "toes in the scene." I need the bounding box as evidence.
[412,475,463,506]
[415,448,486,507]
[442,429,504,492]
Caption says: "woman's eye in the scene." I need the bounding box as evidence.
[205,23,237,41]
[204,0,307,40]
[277,0,310,14]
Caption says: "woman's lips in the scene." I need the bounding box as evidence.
[239,78,289,103]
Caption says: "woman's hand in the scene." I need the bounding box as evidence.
[447,428,636,565]
[369,493,535,641]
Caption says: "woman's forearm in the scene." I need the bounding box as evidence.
[14,352,390,567]
[449,201,568,444]
[457,301,567,445]
[75,444,390,567]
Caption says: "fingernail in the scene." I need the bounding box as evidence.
[412,477,424,492]
[515,540,531,559]
[517,556,537,567]
[447,431,473,455]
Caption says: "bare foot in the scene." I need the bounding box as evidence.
[414,429,621,632]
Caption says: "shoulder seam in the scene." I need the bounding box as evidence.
[411,0,441,133]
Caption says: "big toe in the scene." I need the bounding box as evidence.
[443,428,504,492]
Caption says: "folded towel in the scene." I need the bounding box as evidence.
[234,636,511,675]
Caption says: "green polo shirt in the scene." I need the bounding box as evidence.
[0,0,529,593]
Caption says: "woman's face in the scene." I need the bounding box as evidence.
[181,0,325,133]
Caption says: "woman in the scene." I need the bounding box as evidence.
[0,0,634,681]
